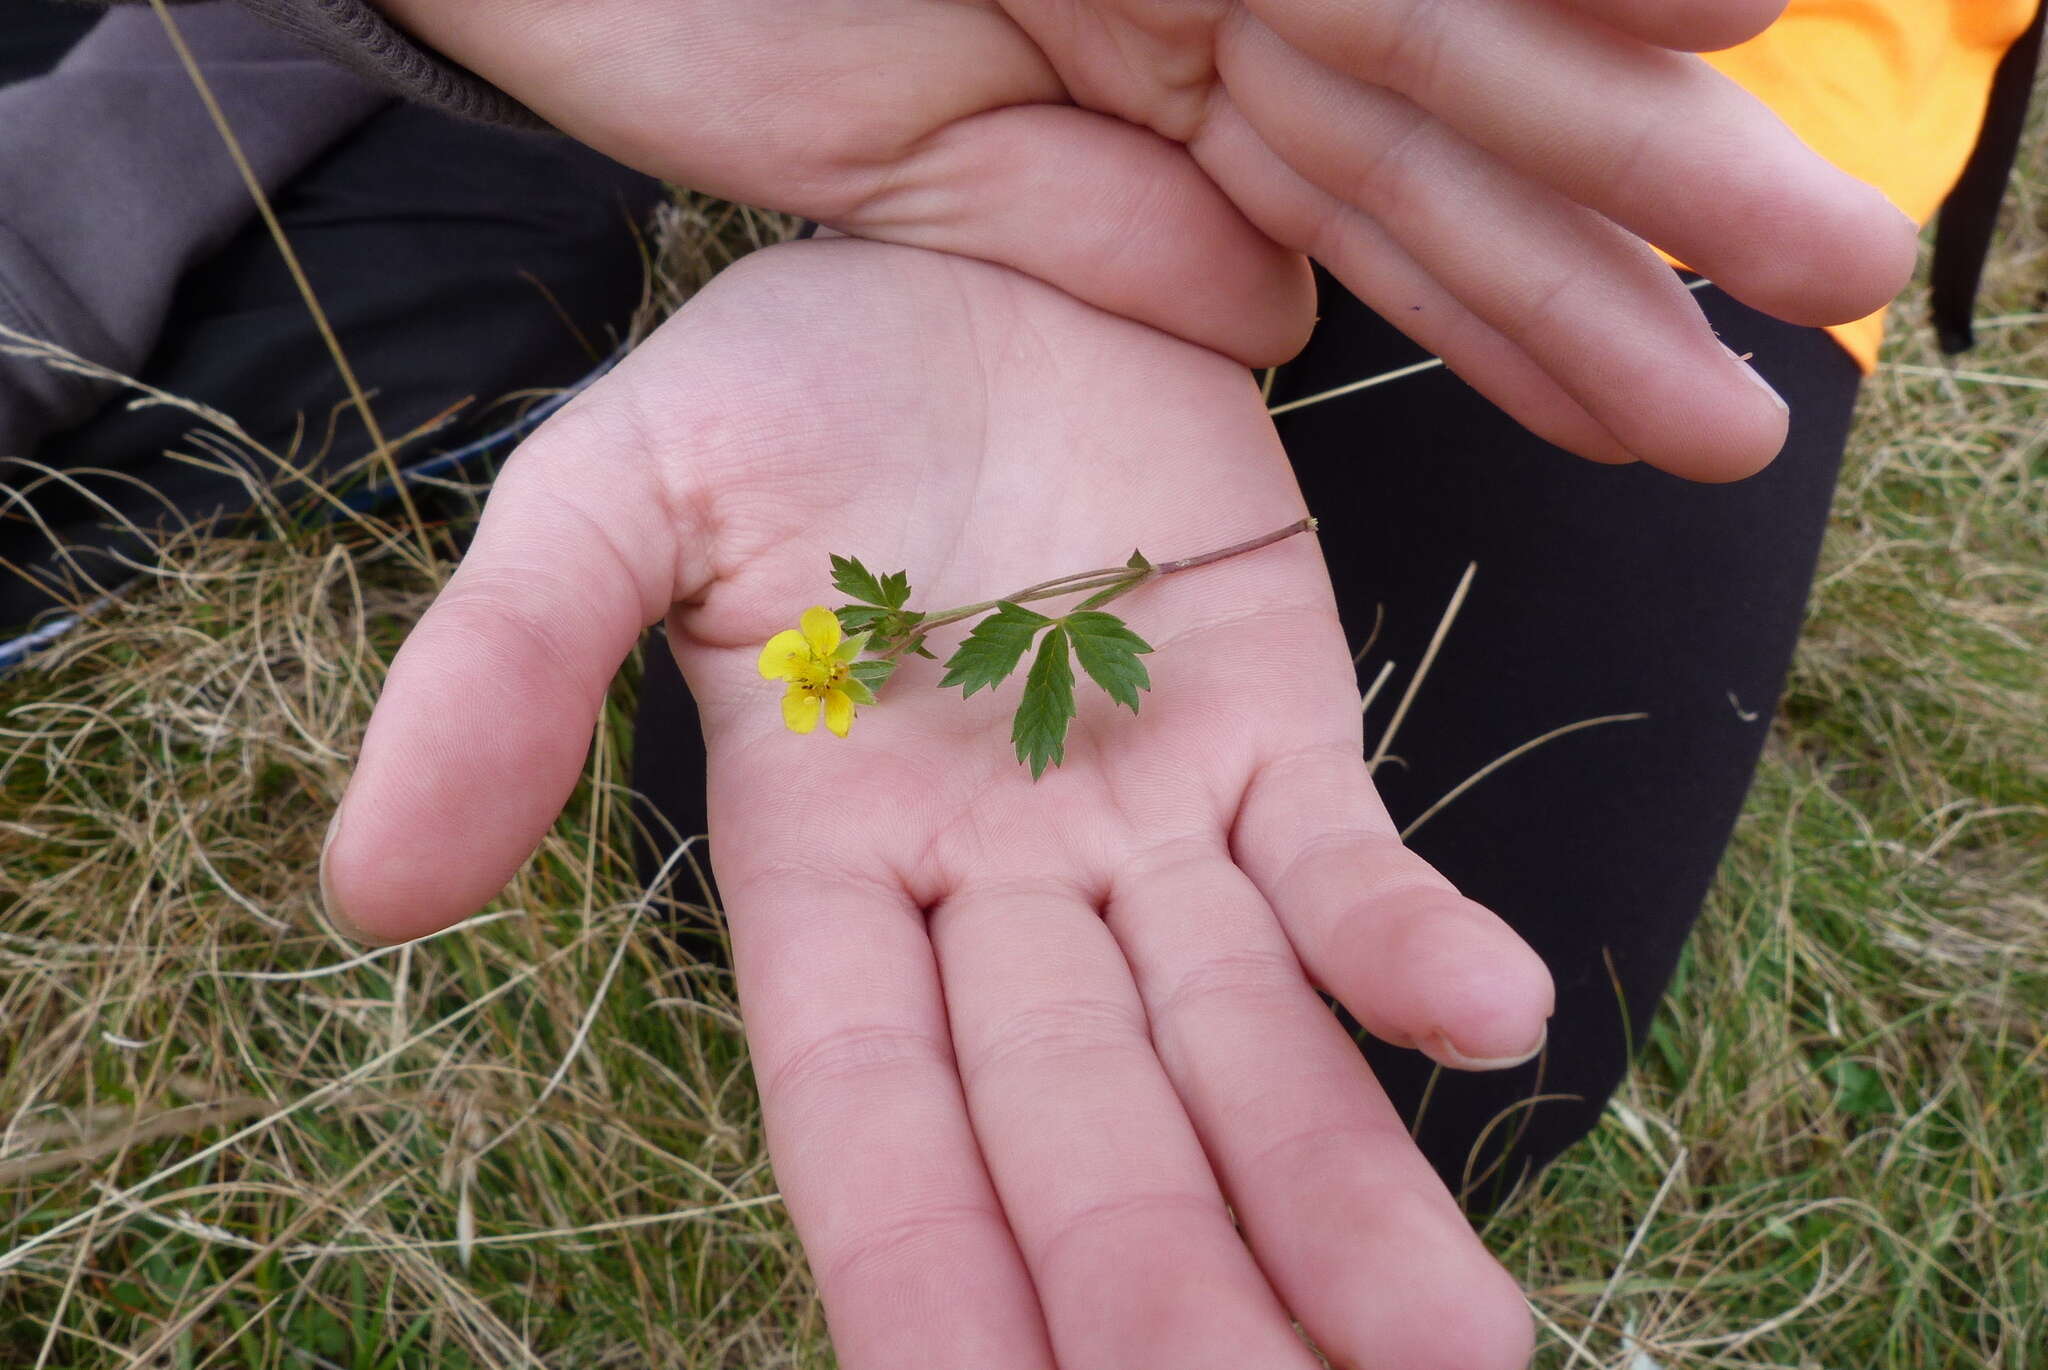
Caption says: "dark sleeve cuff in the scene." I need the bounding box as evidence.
[101,0,549,128]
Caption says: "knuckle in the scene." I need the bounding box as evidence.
[1151,947,1304,1025]
[1034,1187,1222,1276]
[423,572,593,700]
[961,997,1148,1088]
[1371,0,1456,99]
[1490,258,1595,354]
[816,1198,1006,1292]
[761,1022,954,1109]
[1245,1116,1374,1174]
[1262,820,1409,902]
[1343,115,1439,227]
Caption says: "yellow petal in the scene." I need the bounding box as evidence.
[781,686,821,734]
[800,605,842,658]
[824,688,855,738]
[758,629,809,679]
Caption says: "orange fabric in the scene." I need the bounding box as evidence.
[1666,0,2039,368]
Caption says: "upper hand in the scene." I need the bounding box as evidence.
[322,239,1555,1368]
[375,0,1915,479]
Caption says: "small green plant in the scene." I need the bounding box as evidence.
[757,517,1317,775]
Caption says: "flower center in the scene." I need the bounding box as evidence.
[795,658,847,697]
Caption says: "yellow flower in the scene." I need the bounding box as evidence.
[758,606,870,738]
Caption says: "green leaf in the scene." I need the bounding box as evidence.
[835,603,890,636]
[848,657,897,697]
[939,602,1052,698]
[836,604,924,652]
[838,675,876,706]
[1066,611,1153,713]
[829,554,886,605]
[1126,548,1152,571]
[830,553,914,608]
[1012,625,1075,778]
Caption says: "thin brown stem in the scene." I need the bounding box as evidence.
[910,571,1133,636]
[889,517,1318,653]
[1153,517,1317,576]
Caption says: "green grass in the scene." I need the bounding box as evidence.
[5,164,2046,1370]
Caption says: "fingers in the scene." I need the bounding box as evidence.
[1553,0,1788,53]
[321,398,709,943]
[1236,0,1917,326]
[725,871,1054,1370]
[1107,847,1537,1370]
[1208,38,1790,479]
[846,103,1316,366]
[1189,96,1639,467]
[929,882,1322,1369]
[1234,745,1555,1070]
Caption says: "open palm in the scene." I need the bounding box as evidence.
[325,240,1555,1367]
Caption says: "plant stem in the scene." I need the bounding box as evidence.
[1151,516,1317,575]
[890,516,1317,653]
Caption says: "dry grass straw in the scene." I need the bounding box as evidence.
[2,200,819,1367]
[2,89,2044,1370]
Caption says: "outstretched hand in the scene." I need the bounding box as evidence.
[377,0,1914,478]
[323,240,1554,1368]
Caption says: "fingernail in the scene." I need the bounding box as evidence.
[1424,1023,1547,1072]
[317,805,369,944]
[1724,344,1787,413]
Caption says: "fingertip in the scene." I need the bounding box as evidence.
[1232,249,1320,367]
[1455,1261,1540,1370]
[1422,1022,1548,1073]
[1409,916,1555,1070]
[1337,1186,1538,1370]
[317,824,388,947]
[1716,181,1920,329]
[1651,344,1790,482]
[1644,386,1788,484]
[315,807,389,947]
[1603,0,1788,53]
[317,806,437,946]
[1589,333,1791,483]
[1333,886,1557,1069]
[1420,1263,1539,1370]
[320,764,551,946]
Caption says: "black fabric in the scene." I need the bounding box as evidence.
[1,22,662,630]
[633,271,1863,1205]
[1281,272,1861,1205]
[0,3,95,83]
[1930,0,2045,352]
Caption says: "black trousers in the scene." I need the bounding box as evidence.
[633,273,1863,1204]
[8,2,1865,1207]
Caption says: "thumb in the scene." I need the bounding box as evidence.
[838,103,1318,367]
[321,399,711,943]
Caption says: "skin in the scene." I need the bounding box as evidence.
[376,0,1919,478]
[323,240,1557,1369]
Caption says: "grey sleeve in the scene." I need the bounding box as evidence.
[2,4,390,456]
[98,0,544,127]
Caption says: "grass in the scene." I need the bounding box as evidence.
[4,136,2046,1370]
